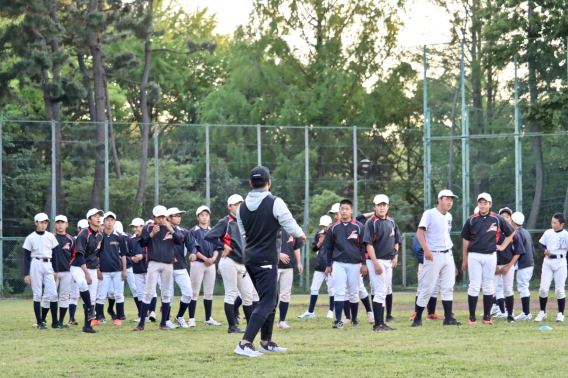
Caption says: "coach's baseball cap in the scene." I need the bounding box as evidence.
[152,205,168,217]
[227,194,244,205]
[114,221,124,234]
[498,207,512,216]
[328,203,340,214]
[196,206,211,216]
[167,207,186,216]
[477,192,492,203]
[319,215,333,226]
[54,215,68,223]
[438,189,458,199]
[34,213,49,222]
[130,218,145,227]
[86,208,104,219]
[250,166,272,185]
[512,212,525,226]
[104,211,116,219]
[373,194,389,205]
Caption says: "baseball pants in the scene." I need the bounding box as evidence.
[31,258,57,302]
[126,267,137,298]
[97,272,125,304]
[333,262,360,303]
[467,252,496,297]
[495,275,504,299]
[359,275,370,298]
[41,271,73,308]
[493,265,515,298]
[219,257,253,305]
[142,262,173,304]
[366,259,391,304]
[190,261,216,301]
[236,284,260,302]
[516,266,534,298]
[134,273,157,303]
[277,268,293,302]
[170,269,193,303]
[70,266,98,304]
[417,251,455,307]
[310,271,335,296]
[416,263,440,298]
[539,257,567,299]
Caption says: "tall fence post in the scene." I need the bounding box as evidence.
[302,126,310,290]
[461,42,470,287]
[205,123,210,208]
[51,120,56,230]
[423,45,429,211]
[353,126,358,216]
[104,121,109,213]
[514,55,522,212]
[154,122,159,206]
[0,118,3,294]
[257,124,261,166]
[424,109,431,210]
[401,234,407,289]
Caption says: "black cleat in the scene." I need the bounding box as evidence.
[234,316,240,325]
[82,327,99,334]
[99,315,107,324]
[87,307,96,321]
[132,325,145,332]
[68,318,79,326]
[120,316,127,321]
[507,317,516,324]
[227,325,245,334]
[411,319,422,327]
[333,320,344,329]
[52,322,69,329]
[386,315,395,323]
[351,319,360,327]
[37,324,48,330]
[443,317,461,326]
[381,324,396,330]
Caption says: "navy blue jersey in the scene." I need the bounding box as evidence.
[53,233,74,272]
[71,227,103,269]
[206,215,245,264]
[173,227,199,270]
[312,229,328,272]
[129,234,148,274]
[412,234,424,264]
[278,229,305,269]
[322,219,365,265]
[140,223,183,264]
[363,215,402,260]
[517,228,534,269]
[497,228,525,265]
[99,230,125,272]
[191,226,221,262]
[461,212,515,254]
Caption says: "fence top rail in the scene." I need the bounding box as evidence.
[402,229,547,237]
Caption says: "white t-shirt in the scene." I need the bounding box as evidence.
[418,208,453,251]
[22,231,58,259]
[539,229,568,256]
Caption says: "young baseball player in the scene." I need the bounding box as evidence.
[133,205,183,331]
[94,212,127,326]
[512,212,535,321]
[23,213,60,330]
[355,211,380,323]
[298,215,335,319]
[188,206,221,327]
[276,229,304,329]
[535,213,568,322]
[68,218,88,326]
[205,194,253,334]
[364,194,401,331]
[70,208,104,333]
[113,221,138,320]
[493,207,525,323]
[39,215,75,328]
[461,193,515,325]
[412,190,461,327]
[323,199,366,328]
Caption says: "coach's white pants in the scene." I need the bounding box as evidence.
[126,267,137,298]
[332,262,360,303]
[142,262,173,304]
[97,272,125,304]
[170,269,193,303]
[417,251,455,307]
[516,266,534,298]
[70,266,98,304]
[310,271,335,296]
[190,262,216,301]
[467,252,496,296]
[278,268,294,302]
[493,265,515,298]
[31,259,57,303]
[539,257,567,299]
[219,257,253,305]
[416,263,440,298]
[42,271,73,308]
[366,259,391,304]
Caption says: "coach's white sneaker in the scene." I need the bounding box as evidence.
[166,320,179,329]
[326,310,334,319]
[298,310,315,318]
[534,311,547,322]
[175,316,189,328]
[277,321,291,329]
[514,312,532,321]
[259,341,288,352]
[204,317,222,326]
[235,342,263,357]
[495,312,507,319]
[367,311,374,324]
[188,318,196,327]
[556,313,565,322]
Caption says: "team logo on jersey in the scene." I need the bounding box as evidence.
[288,236,294,243]
[487,223,497,232]
[163,233,173,240]
[390,228,394,236]
[347,231,359,240]
[96,241,102,251]
[62,243,70,250]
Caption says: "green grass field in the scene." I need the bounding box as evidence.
[0,292,566,377]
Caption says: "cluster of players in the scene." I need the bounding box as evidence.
[23,187,568,336]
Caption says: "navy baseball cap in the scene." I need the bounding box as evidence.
[250,166,272,184]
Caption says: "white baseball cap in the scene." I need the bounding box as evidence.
[77,219,88,229]
[373,194,389,205]
[474,206,479,214]
[152,205,168,217]
[54,215,68,223]
[511,212,525,226]
[328,203,340,214]
[319,215,333,226]
[114,221,124,234]
[86,208,104,219]
[477,192,492,203]
[103,211,116,219]
[227,194,244,205]
[34,213,49,222]
[167,207,186,216]
[196,206,211,216]
[438,189,458,199]
[145,219,153,225]
[129,218,145,227]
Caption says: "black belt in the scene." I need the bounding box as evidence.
[35,257,51,262]
[548,254,565,259]
[432,249,450,253]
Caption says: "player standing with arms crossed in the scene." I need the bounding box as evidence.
[276,229,304,329]
[511,212,535,321]
[412,190,460,327]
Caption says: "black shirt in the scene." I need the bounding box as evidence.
[140,223,183,264]
[71,226,103,269]
[322,219,365,265]
[312,230,328,272]
[206,215,245,264]
[497,228,525,265]
[363,215,402,260]
[191,226,221,262]
[129,234,148,274]
[53,233,74,273]
[461,212,515,254]
[278,229,305,269]
[516,228,534,269]
[173,227,199,270]
[99,231,125,272]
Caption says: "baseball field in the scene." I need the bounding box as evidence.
[0,292,564,377]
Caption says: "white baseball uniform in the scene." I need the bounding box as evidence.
[538,229,568,299]
[23,231,58,302]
